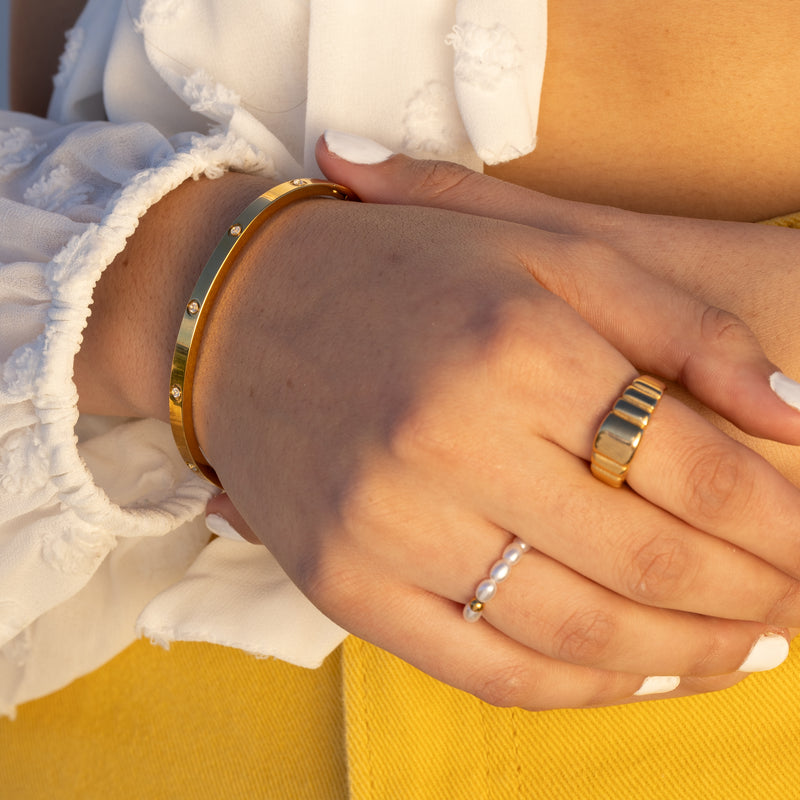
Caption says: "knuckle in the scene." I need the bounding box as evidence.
[389,396,457,467]
[685,634,728,677]
[683,441,753,525]
[338,467,395,530]
[699,306,756,351]
[765,580,800,626]
[389,296,540,462]
[296,553,362,616]
[532,235,615,301]
[465,660,535,709]
[568,235,621,270]
[415,159,480,202]
[554,609,617,665]
[621,535,693,604]
[479,297,546,385]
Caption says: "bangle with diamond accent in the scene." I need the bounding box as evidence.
[169,178,359,487]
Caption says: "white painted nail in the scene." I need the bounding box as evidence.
[737,633,790,673]
[769,371,800,412]
[633,675,681,696]
[323,129,394,165]
[205,513,250,544]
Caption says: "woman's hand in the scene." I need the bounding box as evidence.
[189,153,800,710]
[316,133,800,448]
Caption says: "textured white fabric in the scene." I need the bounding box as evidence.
[0,0,547,716]
[137,536,349,666]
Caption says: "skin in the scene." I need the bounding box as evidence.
[9,0,84,116]
[10,0,800,708]
[14,0,800,218]
[487,0,800,220]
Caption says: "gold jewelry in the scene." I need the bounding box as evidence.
[169,178,358,487]
[590,376,666,488]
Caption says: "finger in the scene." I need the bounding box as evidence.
[614,671,750,707]
[327,578,676,710]
[456,538,788,679]
[316,132,800,445]
[484,551,790,677]
[494,378,800,624]
[353,475,791,677]
[206,471,775,682]
[529,367,800,607]
[519,230,800,445]
[205,493,260,544]
[372,586,759,708]
[316,130,581,234]
[625,397,800,597]
[382,292,800,624]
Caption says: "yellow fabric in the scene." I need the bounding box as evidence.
[344,636,800,800]
[764,210,800,228]
[2,634,800,799]
[0,640,348,800]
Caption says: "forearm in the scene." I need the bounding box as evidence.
[74,171,274,421]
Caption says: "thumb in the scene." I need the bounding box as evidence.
[205,493,260,544]
[315,129,581,234]
[315,130,800,445]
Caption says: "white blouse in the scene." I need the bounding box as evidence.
[0,0,547,716]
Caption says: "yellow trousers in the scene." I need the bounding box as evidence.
[2,633,800,799]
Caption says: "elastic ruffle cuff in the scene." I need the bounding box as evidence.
[0,114,346,717]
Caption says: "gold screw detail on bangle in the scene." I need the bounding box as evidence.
[169,178,359,487]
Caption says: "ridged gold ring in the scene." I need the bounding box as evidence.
[590,376,666,488]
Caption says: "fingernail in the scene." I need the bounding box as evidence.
[205,513,249,543]
[769,371,800,412]
[323,129,394,165]
[633,675,681,696]
[737,632,790,672]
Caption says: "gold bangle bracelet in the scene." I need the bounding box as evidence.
[169,178,359,487]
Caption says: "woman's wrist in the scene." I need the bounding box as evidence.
[169,179,357,485]
[74,172,274,422]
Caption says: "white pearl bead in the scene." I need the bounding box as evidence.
[463,604,482,622]
[489,559,511,583]
[502,543,524,565]
[514,537,531,553]
[475,579,497,603]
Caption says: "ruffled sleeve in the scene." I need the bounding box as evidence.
[448,0,548,165]
[0,0,548,717]
[0,106,351,718]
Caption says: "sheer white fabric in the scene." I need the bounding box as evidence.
[0,0,547,716]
